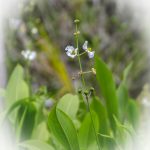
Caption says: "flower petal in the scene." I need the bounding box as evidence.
[65,45,74,52]
[66,51,77,58]
[88,51,95,58]
[28,51,37,60]
[74,48,78,54]
[21,50,37,61]
[82,41,88,51]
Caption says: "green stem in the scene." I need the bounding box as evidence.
[75,20,101,149]
[75,23,86,88]
[85,95,101,150]
[77,51,86,56]
[26,61,31,95]
[81,71,92,74]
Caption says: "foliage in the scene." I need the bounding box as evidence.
[0,54,140,150]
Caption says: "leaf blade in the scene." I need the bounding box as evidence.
[6,64,29,108]
[56,108,80,150]
[19,140,55,150]
[57,94,79,119]
[95,56,118,132]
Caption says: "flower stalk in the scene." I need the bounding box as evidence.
[74,20,86,88]
[74,19,101,150]
[65,19,100,149]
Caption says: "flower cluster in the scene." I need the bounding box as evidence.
[65,41,95,59]
[21,49,37,61]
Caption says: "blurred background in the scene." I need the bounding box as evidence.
[2,0,150,98]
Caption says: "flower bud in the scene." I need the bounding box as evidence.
[84,90,89,96]
[74,19,80,23]
[78,71,83,76]
[74,31,80,36]
[91,68,96,75]
[90,87,95,92]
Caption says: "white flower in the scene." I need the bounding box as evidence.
[21,49,37,61]
[88,51,95,58]
[31,27,38,34]
[82,41,95,59]
[65,46,78,58]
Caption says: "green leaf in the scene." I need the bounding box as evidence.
[91,97,108,134]
[6,64,29,108]
[123,62,133,83]
[0,98,27,126]
[98,133,116,150]
[56,109,80,150]
[90,97,109,146]
[113,115,133,136]
[32,122,49,141]
[19,140,55,150]
[78,111,99,150]
[48,106,70,149]
[48,106,80,150]
[6,98,27,117]
[95,56,118,132]
[57,94,79,119]
[127,99,140,129]
[113,115,134,145]
[117,83,128,122]
[16,101,37,140]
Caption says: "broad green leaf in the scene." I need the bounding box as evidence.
[0,98,27,125]
[87,143,99,150]
[48,106,70,149]
[113,115,134,145]
[34,100,45,126]
[117,83,128,122]
[91,97,108,134]
[73,119,81,129]
[127,99,140,129]
[19,140,54,150]
[90,97,109,146]
[57,94,79,119]
[98,133,116,150]
[6,64,29,108]
[6,98,27,116]
[56,109,80,150]
[95,56,118,132]
[113,115,133,136]
[48,106,80,150]
[78,111,99,150]
[32,122,49,141]
[16,101,37,140]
